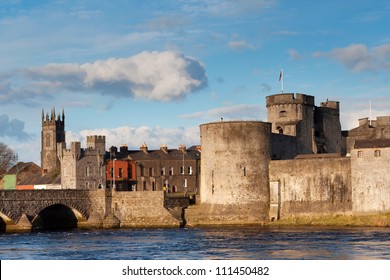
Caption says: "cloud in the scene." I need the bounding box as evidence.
[66,125,200,150]
[228,40,255,50]
[0,114,32,141]
[288,49,303,60]
[182,0,275,17]
[0,51,208,104]
[271,31,299,36]
[179,104,263,120]
[313,43,390,72]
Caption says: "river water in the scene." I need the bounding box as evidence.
[1,226,390,260]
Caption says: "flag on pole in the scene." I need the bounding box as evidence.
[279,67,284,93]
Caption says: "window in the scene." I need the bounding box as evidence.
[180,166,185,175]
[119,168,123,178]
[276,126,283,134]
[188,166,193,175]
[143,181,147,191]
[243,167,247,176]
[184,178,187,189]
[140,166,145,176]
[161,167,165,176]
[86,166,90,176]
[357,151,363,158]
[279,110,287,117]
[149,167,154,176]
[152,181,156,191]
[169,167,174,176]
[110,168,114,178]
[375,150,381,157]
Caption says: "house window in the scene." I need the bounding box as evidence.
[110,168,114,178]
[119,168,123,178]
[357,151,363,158]
[140,166,145,176]
[143,181,147,191]
[161,167,165,176]
[375,150,381,157]
[279,110,287,117]
[86,166,90,176]
[149,167,154,176]
[169,167,174,175]
[180,166,185,175]
[188,166,193,175]
[276,126,283,134]
[243,167,247,176]
[128,168,132,179]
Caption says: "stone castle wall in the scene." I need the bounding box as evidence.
[186,121,271,226]
[351,147,390,213]
[269,157,352,217]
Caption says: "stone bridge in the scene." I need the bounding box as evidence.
[0,190,100,232]
[0,190,189,233]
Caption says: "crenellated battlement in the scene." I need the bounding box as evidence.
[266,93,315,107]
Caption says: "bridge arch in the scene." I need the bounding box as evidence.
[0,211,14,233]
[31,203,88,231]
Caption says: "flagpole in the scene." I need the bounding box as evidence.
[369,100,372,127]
[279,67,284,93]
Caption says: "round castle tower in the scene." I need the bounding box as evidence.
[186,121,271,226]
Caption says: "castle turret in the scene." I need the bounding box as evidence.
[86,135,106,156]
[186,121,271,226]
[266,93,315,154]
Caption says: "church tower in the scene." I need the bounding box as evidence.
[41,108,65,173]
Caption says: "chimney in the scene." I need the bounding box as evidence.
[160,144,168,154]
[120,144,128,153]
[178,144,186,153]
[140,143,148,153]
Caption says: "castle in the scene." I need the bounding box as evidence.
[32,93,390,225]
[185,93,390,226]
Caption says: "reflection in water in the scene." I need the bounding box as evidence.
[1,226,390,260]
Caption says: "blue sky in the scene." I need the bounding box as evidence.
[1,0,390,164]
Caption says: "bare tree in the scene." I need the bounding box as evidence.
[0,142,17,179]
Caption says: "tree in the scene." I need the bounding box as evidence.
[0,142,17,179]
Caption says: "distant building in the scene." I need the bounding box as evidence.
[108,144,201,193]
[0,162,61,190]
[344,116,390,154]
[41,108,65,173]
[58,136,106,189]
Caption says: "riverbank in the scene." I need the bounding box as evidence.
[266,213,390,227]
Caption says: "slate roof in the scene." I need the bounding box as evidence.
[111,147,201,161]
[7,162,61,185]
[354,139,390,149]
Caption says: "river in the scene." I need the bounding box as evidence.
[1,226,390,260]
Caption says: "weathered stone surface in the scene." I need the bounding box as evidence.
[269,157,352,217]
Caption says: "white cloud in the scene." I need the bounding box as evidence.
[67,125,200,150]
[180,104,263,120]
[288,49,303,60]
[313,43,390,72]
[0,51,208,103]
[182,0,275,17]
[228,40,255,50]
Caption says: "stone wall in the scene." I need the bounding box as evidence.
[351,147,390,212]
[269,156,352,217]
[111,191,180,227]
